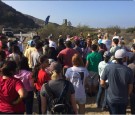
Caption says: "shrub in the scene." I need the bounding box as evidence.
[106,26,121,35]
[126,27,135,33]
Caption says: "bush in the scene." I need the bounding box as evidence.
[126,27,135,33]
[37,24,97,42]
[106,26,121,35]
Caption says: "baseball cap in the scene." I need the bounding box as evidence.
[27,40,35,46]
[49,62,62,73]
[115,49,127,59]
[103,51,111,57]
[112,36,119,40]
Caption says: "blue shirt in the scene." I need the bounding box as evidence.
[101,63,133,104]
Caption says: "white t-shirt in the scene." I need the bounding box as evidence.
[98,61,111,81]
[49,40,57,49]
[65,66,89,99]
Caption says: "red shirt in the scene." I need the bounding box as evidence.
[34,69,51,91]
[0,77,25,113]
[57,48,78,68]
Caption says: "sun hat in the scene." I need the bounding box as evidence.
[115,49,127,59]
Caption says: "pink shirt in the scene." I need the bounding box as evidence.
[14,70,34,91]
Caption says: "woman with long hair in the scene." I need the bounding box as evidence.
[0,61,26,114]
[14,57,34,114]
[34,55,51,114]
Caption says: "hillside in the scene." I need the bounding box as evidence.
[0,1,62,33]
[0,1,39,31]
[26,14,60,27]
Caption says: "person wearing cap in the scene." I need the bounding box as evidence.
[96,51,111,109]
[24,40,37,68]
[100,49,134,114]
[40,62,78,114]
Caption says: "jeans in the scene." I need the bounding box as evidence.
[25,91,34,114]
[96,84,107,107]
[102,89,107,108]
[130,93,135,114]
[107,100,127,114]
[36,91,42,114]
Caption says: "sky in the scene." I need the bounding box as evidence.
[2,1,135,28]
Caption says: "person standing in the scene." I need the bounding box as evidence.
[14,57,34,114]
[65,54,89,114]
[0,61,26,114]
[86,44,102,96]
[40,62,78,114]
[24,40,37,69]
[128,53,135,114]
[57,41,78,76]
[34,55,51,114]
[100,49,134,114]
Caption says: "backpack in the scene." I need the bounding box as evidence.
[44,80,74,114]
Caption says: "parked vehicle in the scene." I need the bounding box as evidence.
[2,28,14,37]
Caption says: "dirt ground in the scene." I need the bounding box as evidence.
[32,94,131,115]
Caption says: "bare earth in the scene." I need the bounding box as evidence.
[32,94,131,115]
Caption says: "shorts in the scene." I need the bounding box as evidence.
[76,97,86,104]
[87,71,99,86]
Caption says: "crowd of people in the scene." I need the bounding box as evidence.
[0,31,135,114]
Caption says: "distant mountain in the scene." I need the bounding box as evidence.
[0,1,39,30]
[0,1,61,33]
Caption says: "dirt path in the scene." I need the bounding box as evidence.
[32,93,132,115]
